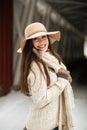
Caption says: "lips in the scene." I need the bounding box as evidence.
[37,44,46,49]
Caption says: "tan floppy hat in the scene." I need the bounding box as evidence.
[17,22,61,53]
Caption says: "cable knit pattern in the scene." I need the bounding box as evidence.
[26,49,74,130]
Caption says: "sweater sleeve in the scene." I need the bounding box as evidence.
[27,62,69,108]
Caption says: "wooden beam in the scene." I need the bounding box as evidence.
[45,0,86,5]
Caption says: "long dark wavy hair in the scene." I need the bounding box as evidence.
[20,37,62,96]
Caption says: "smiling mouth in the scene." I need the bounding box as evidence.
[37,44,46,49]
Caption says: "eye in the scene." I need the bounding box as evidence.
[42,35,47,38]
[32,37,38,41]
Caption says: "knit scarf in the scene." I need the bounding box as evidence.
[33,49,75,130]
[33,48,66,72]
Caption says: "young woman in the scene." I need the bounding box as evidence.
[17,22,74,130]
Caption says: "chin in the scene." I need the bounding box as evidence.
[41,48,48,52]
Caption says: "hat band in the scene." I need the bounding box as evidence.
[26,30,47,38]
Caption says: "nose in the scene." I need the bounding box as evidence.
[38,37,43,42]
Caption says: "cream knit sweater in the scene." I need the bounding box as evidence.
[25,50,74,130]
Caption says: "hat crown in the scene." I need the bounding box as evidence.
[24,22,47,38]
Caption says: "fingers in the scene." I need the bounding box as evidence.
[58,69,72,83]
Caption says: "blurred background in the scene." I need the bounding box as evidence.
[0,0,87,130]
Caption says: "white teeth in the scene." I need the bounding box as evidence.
[38,44,45,48]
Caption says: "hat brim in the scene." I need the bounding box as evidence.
[17,31,61,53]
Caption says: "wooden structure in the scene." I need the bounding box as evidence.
[0,0,13,95]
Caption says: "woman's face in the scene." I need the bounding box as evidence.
[32,35,49,51]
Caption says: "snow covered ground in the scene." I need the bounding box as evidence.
[0,91,30,130]
[0,84,87,130]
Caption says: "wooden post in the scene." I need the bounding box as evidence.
[0,0,13,95]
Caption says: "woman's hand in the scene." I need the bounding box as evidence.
[57,68,72,83]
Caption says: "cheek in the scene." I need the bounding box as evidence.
[34,44,38,49]
[46,39,49,46]
[32,42,38,48]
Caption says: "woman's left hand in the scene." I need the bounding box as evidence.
[57,68,72,83]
